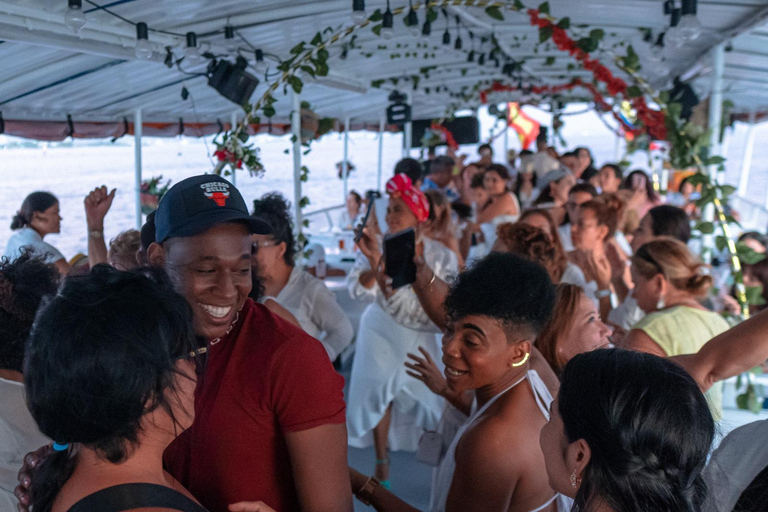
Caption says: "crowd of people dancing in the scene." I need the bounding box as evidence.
[2,134,768,512]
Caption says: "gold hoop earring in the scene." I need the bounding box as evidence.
[511,352,530,367]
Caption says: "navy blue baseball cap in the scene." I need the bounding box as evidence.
[155,174,272,243]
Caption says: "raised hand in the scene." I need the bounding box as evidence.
[84,186,116,231]
[405,346,448,397]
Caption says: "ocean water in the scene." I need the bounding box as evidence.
[0,105,766,259]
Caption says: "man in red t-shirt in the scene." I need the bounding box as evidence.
[147,175,353,512]
[15,175,352,512]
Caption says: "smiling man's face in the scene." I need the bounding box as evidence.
[150,222,253,340]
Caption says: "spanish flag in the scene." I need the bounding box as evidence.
[507,103,540,149]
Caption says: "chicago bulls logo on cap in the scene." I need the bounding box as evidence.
[200,182,231,207]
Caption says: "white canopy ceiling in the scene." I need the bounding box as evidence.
[0,0,767,127]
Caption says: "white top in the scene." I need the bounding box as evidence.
[336,209,360,231]
[558,223,574,252]
[3,227,64,265]
[267,266,354,361]
[347,237,458,332]
[0,378,49,512]
[523,152,561,181]
[702,419,768,512]
[560,262,588,289]
[430,370,571,512]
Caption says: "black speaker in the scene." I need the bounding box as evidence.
[387,103,412,126]
[411,117,480,148]
[208,57,259,106]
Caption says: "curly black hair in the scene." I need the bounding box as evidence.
[444,252,554,339]
[252,193,297,266]
[0,251,59,372]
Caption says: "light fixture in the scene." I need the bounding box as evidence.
[406,1,419,36]
[676,0,703,42]
[453,17,462,50]
[442,10,450,45]
[381,0,394,39]
[184,32,202,65]
[478,53,486,65]
[224,25,237,54]
[422,18,431,37]
[665,7,688,48]
[467,50,475,62]
[352,0,366,22]
[65,0,86,33]
[134,22,153,60]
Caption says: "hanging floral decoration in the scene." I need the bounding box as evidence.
[422,123,459,150]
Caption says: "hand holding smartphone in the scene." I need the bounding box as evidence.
[384,228,417,289]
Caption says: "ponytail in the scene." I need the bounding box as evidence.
[10,212,27,230]
[30,448,77,512]
[11,192,58,231]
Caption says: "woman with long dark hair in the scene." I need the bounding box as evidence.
[4,192,68,274]
[621,170,661,220]
[540,349,714,512]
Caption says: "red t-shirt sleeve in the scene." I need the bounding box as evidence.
[269,324,347,433]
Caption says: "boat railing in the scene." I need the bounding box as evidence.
[303,203,346,233]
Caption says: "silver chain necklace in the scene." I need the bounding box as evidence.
[209,311,240,346]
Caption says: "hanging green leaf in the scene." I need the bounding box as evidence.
[696,221,715,234]
[589,29,605,41]
[720,185,737,197]
[557,17,571,29]
[746,286,767,306]
[300,65,316,77]
[544,56,556,66]
[263,105,276,118]
[626,86,643,98]
[513,0,525,10]
[539,25,553,43]
[369,9,384,22]
[311,32,322,46]
[290,42,306,55]
[485,6,504,21]
[372,24,383,36]
[426,8,438,23]
[538,2,550,15]
[371,79,385,88]
[715,236,729,252]
[737,242,768,265]
[576,37,598,52]
[237,131,249,143]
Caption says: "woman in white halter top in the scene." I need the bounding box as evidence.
[350,253,570,512]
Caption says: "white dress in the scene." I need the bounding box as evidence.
[429,370,572,512]
[262,266,354,361]
[346,238,459,451]
[470,195,522,264]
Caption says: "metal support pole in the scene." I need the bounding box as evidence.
[740,109,757,200]
[503,123,509,161]
[343,116,350,203]
[703,43,725,261]
[134,108,143,230]
[403,96,412,158]
[230,111,238,186]
[377,117,385,191]
[708,43,725,182]
[291,91,303,267]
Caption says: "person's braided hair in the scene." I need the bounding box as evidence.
[560,349,713,512]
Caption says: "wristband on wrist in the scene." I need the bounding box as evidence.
[595,289,611,299]
[355,476,381,506]
[89,230,104,239]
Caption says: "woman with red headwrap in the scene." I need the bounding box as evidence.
[347,174,459,488]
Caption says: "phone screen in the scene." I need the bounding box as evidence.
[384,228,417,289]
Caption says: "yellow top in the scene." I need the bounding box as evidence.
[632,306,731,420]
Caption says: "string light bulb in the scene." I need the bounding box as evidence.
[675,0,703,43]
[406,1,419,37]
[665,7,688,48]
[184,32,202,65]
[442,11,450,45]
[134,22,153,60]
[381,0,394,39]
[352,0,366,22]
[224,25,238,54]
[422,18,431,37]
[64,0,86,33]
[453,17,462,50]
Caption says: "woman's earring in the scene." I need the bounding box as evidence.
[511,352,530,368]
[570,470,580,489]
[656,295,665,310]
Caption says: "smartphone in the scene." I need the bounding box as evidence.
[384,228,417,289]
[354,191,381,243]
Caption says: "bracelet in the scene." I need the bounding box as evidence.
[355,476,381,506]
[89,230,104,239]
[595,289,612,299]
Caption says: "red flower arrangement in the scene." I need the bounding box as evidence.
[526,8,667,141]
[214,148,243,169]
